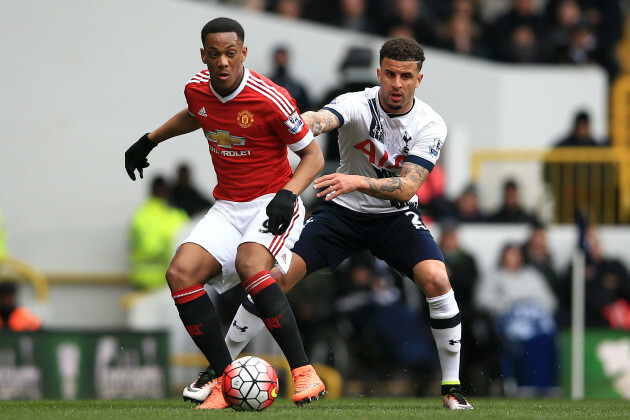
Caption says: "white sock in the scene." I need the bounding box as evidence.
[427,289,462,385]
[225,304,265,359]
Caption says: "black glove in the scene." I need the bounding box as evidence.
[125,133,157,181]
[266,189,297,235]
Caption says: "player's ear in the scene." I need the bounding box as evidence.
[416,73,423,88]
[241,45,248,62]
[200,48,206,64]
[376,67,381,80]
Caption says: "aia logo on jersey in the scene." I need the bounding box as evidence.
[430,138,443,157]
[237,109,254,128]
[284,111,304,134]
[206,129,246,148]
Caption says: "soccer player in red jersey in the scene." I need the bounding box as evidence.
[124,17,326,409]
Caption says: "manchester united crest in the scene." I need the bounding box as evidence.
[237,109,254,128]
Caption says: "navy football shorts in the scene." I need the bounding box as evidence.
[292,201,444,279]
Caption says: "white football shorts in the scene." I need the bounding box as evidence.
[180,193,305,294]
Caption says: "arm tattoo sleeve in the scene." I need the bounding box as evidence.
[362,162,430,200]
[303,110,339,136]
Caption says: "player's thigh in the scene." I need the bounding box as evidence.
[292,203,364,276]
[374,209,445,280]
[270,253,308,293]
[177,203,242,293]
[240,195,305,275]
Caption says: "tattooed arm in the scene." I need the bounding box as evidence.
[302,109,340,137]
[314,161,430,202]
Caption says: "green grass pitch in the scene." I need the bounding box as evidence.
[1,398,628,419]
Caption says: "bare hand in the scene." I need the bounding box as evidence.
[314,173,363,201]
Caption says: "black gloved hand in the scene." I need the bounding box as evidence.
[266,189,297,235]
[125,133,157,181]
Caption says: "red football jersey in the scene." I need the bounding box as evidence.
[185,68,313,202]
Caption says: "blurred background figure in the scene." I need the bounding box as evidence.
[169,163,213,218]
[271,0,303,19]
[329,251,439,392]
[544,110,616,224]
[382,0,437,46]
[319,46,377,164]
[444,184,487,223]
[439,222,500,395]
[488,178,535,223]
[0,282,41,332]
[488,0,549,62]
[416,163,446,224]
[553,110,600,147]
[129,175,189,291]
[521,222,562,310]
[475,243,558,397]
[436,8,488,59]
[269,45,312,112]
[333,0,377,34]
[579,226,630,330]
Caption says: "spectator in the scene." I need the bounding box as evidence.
[416,163,447,224]
[271,0,303,19]
[170,163,213,217]
[436,11,489,59]
[319,46,377,163]
[553,109,600,147]
[332,0,378,34]
[521,221,561,296]
[544,110,615,223]
[445,184,487,223]
[332,251,439,384]
[129,176,189,290]
[269,46,311,112]
[580,226,630,330]
[546,0,584,61]
[0,282,41,332]
[383,0,437,46]
[475,243,558,396]
[488,0,549,62]
[439,222,499,395]
[488,178,535,223]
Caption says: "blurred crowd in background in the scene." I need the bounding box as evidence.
[201,0,626,83]
[2,0,629,399]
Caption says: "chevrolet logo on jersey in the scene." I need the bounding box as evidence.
[205,129,246,148]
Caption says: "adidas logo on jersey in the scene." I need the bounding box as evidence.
[198,107,207,117]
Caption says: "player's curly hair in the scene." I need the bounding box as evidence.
[201,17,245,44]
[379,38,425,71]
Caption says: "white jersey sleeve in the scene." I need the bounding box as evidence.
[406,119,447,170]
[323,91,365,127]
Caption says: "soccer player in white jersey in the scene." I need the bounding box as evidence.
[124,17,326,409]
[186,37,473,409]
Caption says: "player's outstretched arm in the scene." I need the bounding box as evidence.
[125,109,201,181]
[301,109,340,137]
[147,108,201,144]
[315,161,429,202]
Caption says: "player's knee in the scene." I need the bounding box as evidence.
[165,262,196,290]
[414,264,450,295]
[234,255,263,282]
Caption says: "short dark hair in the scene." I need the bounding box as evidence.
[201,17,244,45]
[379,38,425,71]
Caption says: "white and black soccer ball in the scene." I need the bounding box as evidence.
[222,356,279,411]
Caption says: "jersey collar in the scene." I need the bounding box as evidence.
[377,89,415,118]
[209,67,250,103]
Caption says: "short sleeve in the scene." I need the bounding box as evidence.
[268,94,314,152]
[406,119,447,171]
[322,91,365,128]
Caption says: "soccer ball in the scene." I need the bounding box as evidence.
[222,356,279,411]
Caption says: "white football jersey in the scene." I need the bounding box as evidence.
[324,86,447,214]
